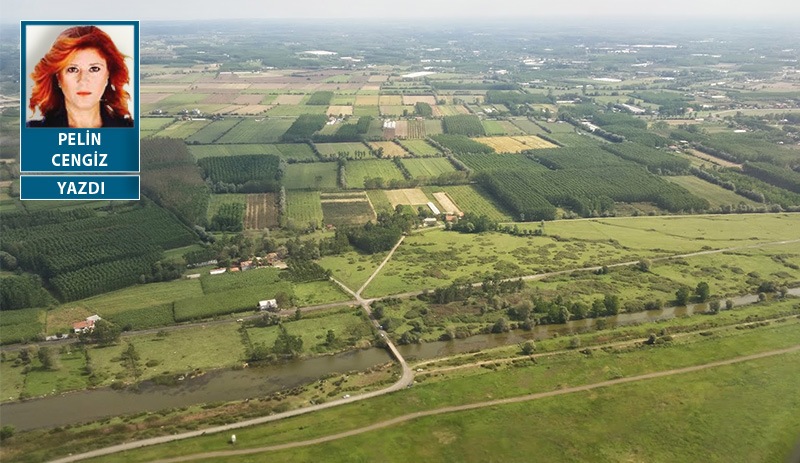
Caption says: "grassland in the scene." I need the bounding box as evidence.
[368,141,410,158]
[70,318,800,463]
[365,214,800,297]
[366,190,394,215]
[401,158,457,178]
[345,160,406,188]
[423,185,512,222]
[267,105,328,116]
[424,120,444,135]
[318,251,388,292]
[285,191,323,228]
[188,144,282,159]
[185,119,242,144]
[321,198,376,227]
[154,119,210,139]
[284,163,338,190]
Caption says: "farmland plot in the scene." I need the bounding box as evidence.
[154,119,210,139]
[368,141,410,158]
[510,118,547,135]
[207,194,246,223]
[216,118,294,144]
[316,142,373,160]
[284,162,338,190]
[385,188,431,207]
[379,95,403,106]
[398,139,441,156]
[401,158,457,178]
[245,193,279,229]
[345,160,406,188]
[274,94,306,105]
[402,95,437,105]
[394,120,409,138]
[321,193,376,226]
[426,185,512,221]
[327,105,354,116]
[275,143,318,161]
[188,144,282,159]
[286,190,323,228]
[185,118,242,144]
[424,119,444,135]
[406,120,426,139]
[432,191,463,216]
[355,95,380,106]
[474,135,558,153]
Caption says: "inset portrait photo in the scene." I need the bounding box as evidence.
[24,23,136,128]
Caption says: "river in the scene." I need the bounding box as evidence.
[2,289,796,431]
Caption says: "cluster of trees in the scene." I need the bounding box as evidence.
[0,274,54,311]
[559,113,625,142]
[442,115,486,137]
[743,162,800,194]
[281,114,328,142]
[345,209,417,254]
[447,213,498,234]
[283,260,332,282]
[209,203,245,232]
[306,91,333,105]
[601,143,690,175]
[248,325,303,361]
[414,102,433,116]
[199,155,283,193]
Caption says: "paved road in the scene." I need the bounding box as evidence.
[141,345,800,463]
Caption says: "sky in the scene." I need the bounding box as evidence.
[4,0,800,22]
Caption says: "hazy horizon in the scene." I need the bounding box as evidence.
[4,0,800,22]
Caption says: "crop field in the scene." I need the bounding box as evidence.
[215,118,294,144]
[139,117,173,133]
[355,95,380,106]
[345,160,406,188]
[422,120,443,135]
[434,105,470,116]
[268,105,327,116]
[385,188,431,207]
[510,118,548,135]
[431,191,462,215]
[284,163,338,190]
[245,193,280,229]
[393,121,408,138]
[398,139,440,156]
[207,194,247,222]
[474,136,558,153]
[187,143,279,159]
[327,105,353,116]
[404,120,425,139]
[276,143,318,161]
[315,142,372,159]
[368,141,410,158]
[401,158,457,178]
[273,94,306,105]
[424,185,511,221]
[286,190,323,228]
[380,106,413,117]
[402,95,437,105]
[185,118,242,144]
[321,195,376,226]
[0,307,44,345]
[379,95,403,106]
[665,176,760,208]
[686,149,743,169]
[481,120,508,135]
[154,119,210,139]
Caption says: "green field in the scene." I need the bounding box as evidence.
[321,198,376,227]
[293,281,352,307]
[366,190,394,215]
[365,214,800,297]
[284,163,339,190]
[246,308,371,355]
[188,144,282,159]
[315,142,373,160]
[267,105,328,117]
[480,119,508,135]
[216,118,294,144]
[345,160,406,189]
[285,191,324,228]
[154,119,210,139]
[185,118,242,144]
[0,307,45,345]
[424,119,444,135]
[509,118,547,135]
[275,144,319,161]
[401,158,457,178]
[665,176,760,208]
[397,139,441,157]
[318,251,388,292]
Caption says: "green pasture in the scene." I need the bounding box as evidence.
[366,190,394,215]
[284,163,338,190]
[318,251,388,292]
[216,118,294,144]
[285,190,323,228]
[345,160,405,189]
[293,280,352,307]
[246,308,372,355]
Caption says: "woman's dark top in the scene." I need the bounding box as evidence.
[27,107,134,128]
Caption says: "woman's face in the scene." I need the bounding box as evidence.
[58,48,109,113]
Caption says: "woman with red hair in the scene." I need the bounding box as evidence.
[28,26,133,128]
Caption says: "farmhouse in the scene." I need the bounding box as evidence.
[258,299,278,311]
[73,315,102,333]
